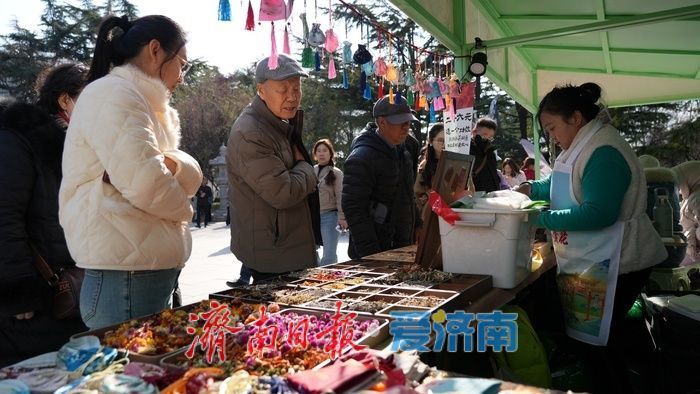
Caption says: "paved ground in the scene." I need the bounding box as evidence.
[179,222,350,305]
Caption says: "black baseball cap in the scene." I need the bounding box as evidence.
[372,94,418,124]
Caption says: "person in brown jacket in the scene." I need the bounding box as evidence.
[226,54,319,284]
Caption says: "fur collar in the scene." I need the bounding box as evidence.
[0,102,66,169]
[110,64,181,149]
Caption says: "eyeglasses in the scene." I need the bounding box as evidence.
[170,52,193,76]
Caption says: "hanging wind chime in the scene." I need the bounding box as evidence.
[259,0,295,69]
[324,0,339,79]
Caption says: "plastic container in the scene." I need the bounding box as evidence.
[438,208,537,289]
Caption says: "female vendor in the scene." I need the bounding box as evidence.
[515,82,666,390]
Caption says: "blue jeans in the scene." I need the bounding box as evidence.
[80,268,180,330]
[319,210,339,266]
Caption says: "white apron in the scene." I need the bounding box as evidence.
[550,123,624,346]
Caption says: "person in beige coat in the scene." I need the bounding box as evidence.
[226,54,318,284]
[59,16,202,329]
[313,139,346,266]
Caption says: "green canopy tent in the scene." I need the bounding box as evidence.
[388,0,700,175]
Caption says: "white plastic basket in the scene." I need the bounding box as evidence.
[438,208,537,289]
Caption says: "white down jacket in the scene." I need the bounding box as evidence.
[59,64,202,271]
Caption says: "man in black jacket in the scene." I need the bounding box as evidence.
[342,95,418,259]
[195,178,213,228]
[470,117,500,192]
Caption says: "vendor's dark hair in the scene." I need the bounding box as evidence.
[537,82,602,127]
[419,124,445,189]
[35,63,88,115]
[87,15,187,83]
[313,139,337,186]
[521,157,535,170]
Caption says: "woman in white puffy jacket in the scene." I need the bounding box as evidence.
[59,15,202,329]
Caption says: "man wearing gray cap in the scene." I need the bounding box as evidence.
[342,94,419,259]
[226,54,319,284]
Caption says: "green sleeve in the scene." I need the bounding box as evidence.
[535,146,631,231]
[529,175,551,202]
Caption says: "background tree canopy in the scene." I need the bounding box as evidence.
[1,0,697,179]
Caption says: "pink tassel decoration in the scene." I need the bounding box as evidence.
[268,23,279,70]
[328,58,336,79]
[283,25,291,55]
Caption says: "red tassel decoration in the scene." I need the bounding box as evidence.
[328,58,336,79]
[245,0,255,31]
[283,25,291,55]
[378,79,385,97]
[268,23,279,70]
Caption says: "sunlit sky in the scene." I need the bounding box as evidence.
[0,0,348,74]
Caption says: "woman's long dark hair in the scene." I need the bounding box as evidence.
[419,124,444,189]
[313,139,336,186]
[502,158,521,176]
[87,15,187,83]
[35,63,88,116]
[521,157,535,171]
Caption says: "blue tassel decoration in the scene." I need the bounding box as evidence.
[343,69,349,89]
[315,51,321,71]
[363,84,372,100]
[396,91,403,104]
[218,0,231,21]
[360,71,366,92]
[429,101,437,123]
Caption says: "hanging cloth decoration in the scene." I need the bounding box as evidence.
[438,78,448,96]
[308,23,326,47]
[385,64,398,84]
[361,61,374,75]
[434,96,445,111]
[218,0,231,21]
[245,0,255,30]
[374,58,387,77]
[342,42,353,64]
[407,90,414,106]
[404,70,416,86]
[259,0,294,21]
[353,44,372,65]
[431,77,442,98]
[360,70,367,92]
[324,28,339,79]
[429,100,437,122]
[259,0,294,70]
